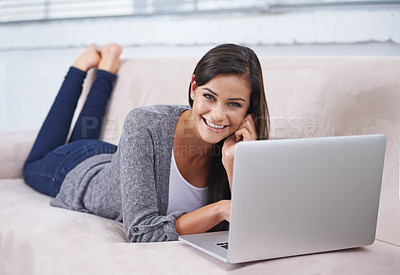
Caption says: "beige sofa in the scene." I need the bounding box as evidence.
[1,57,399,274]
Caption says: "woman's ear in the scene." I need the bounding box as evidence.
[190,74,197,100]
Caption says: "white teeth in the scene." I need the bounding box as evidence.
[205,118,225,129]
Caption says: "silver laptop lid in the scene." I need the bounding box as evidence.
[228,134,386,263]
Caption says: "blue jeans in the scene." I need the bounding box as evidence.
[23,67,118,197]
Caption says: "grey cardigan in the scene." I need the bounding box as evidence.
[51,104,191,242]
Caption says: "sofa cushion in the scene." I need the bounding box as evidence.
[1,179,399,274]
[0,130,37,179]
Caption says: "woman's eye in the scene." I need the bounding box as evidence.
[229,102,242,108]
[204,94,215,101]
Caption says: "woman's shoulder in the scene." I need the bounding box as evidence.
[120,104,190,146]
[125,104,190,121]
[122,105,190,131]
[136,104,190,114]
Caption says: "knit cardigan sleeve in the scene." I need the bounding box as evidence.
[119,107,186,242]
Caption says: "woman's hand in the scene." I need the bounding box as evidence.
[222,114,257,190]
[234,114,257,142]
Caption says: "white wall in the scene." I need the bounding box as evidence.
[1,9,400,131]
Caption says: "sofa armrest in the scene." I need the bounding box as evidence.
[0,130,37,179]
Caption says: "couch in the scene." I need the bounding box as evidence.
[1,57,399,274]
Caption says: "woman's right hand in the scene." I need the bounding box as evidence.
[217,200,231,223]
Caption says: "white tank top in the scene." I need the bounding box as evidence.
[166,151,208,215]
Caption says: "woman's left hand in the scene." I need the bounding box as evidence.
[222,114,257,190]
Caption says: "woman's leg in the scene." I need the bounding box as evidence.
[23,139,117,197]
[68,43,123,142]
[23,44,121,197]
[25,44,101,162]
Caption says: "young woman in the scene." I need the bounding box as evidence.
[23,42,270,242]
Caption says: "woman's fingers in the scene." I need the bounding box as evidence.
[235,114,257,141]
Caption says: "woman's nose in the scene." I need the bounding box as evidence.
[211,104,227,122]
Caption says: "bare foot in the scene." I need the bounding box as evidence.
[98,43,123,74]
[73,43,101,72]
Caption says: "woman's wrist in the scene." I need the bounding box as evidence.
[221,159,233,191]
[216,200,231,223]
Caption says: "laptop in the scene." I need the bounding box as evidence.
[179,134,386,263]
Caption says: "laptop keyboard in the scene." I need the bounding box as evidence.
[216,242,229,249]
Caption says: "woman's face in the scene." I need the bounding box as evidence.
[191,74,251,145]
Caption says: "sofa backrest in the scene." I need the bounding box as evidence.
[79,57,400,247]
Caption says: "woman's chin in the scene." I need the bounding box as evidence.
[200,132,229,145]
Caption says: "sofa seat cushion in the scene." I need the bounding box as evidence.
[1,179,399,274]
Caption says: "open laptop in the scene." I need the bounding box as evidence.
[179,134,386,263]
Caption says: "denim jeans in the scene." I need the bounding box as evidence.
[23,67,118,197]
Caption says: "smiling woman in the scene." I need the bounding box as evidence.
[175,44,270,233]
[23,43,270,242]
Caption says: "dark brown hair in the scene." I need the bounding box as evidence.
[188,44,270,230]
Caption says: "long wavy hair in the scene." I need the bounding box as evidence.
[188,44,270,230]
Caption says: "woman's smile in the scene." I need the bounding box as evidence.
[202,116,229,131]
